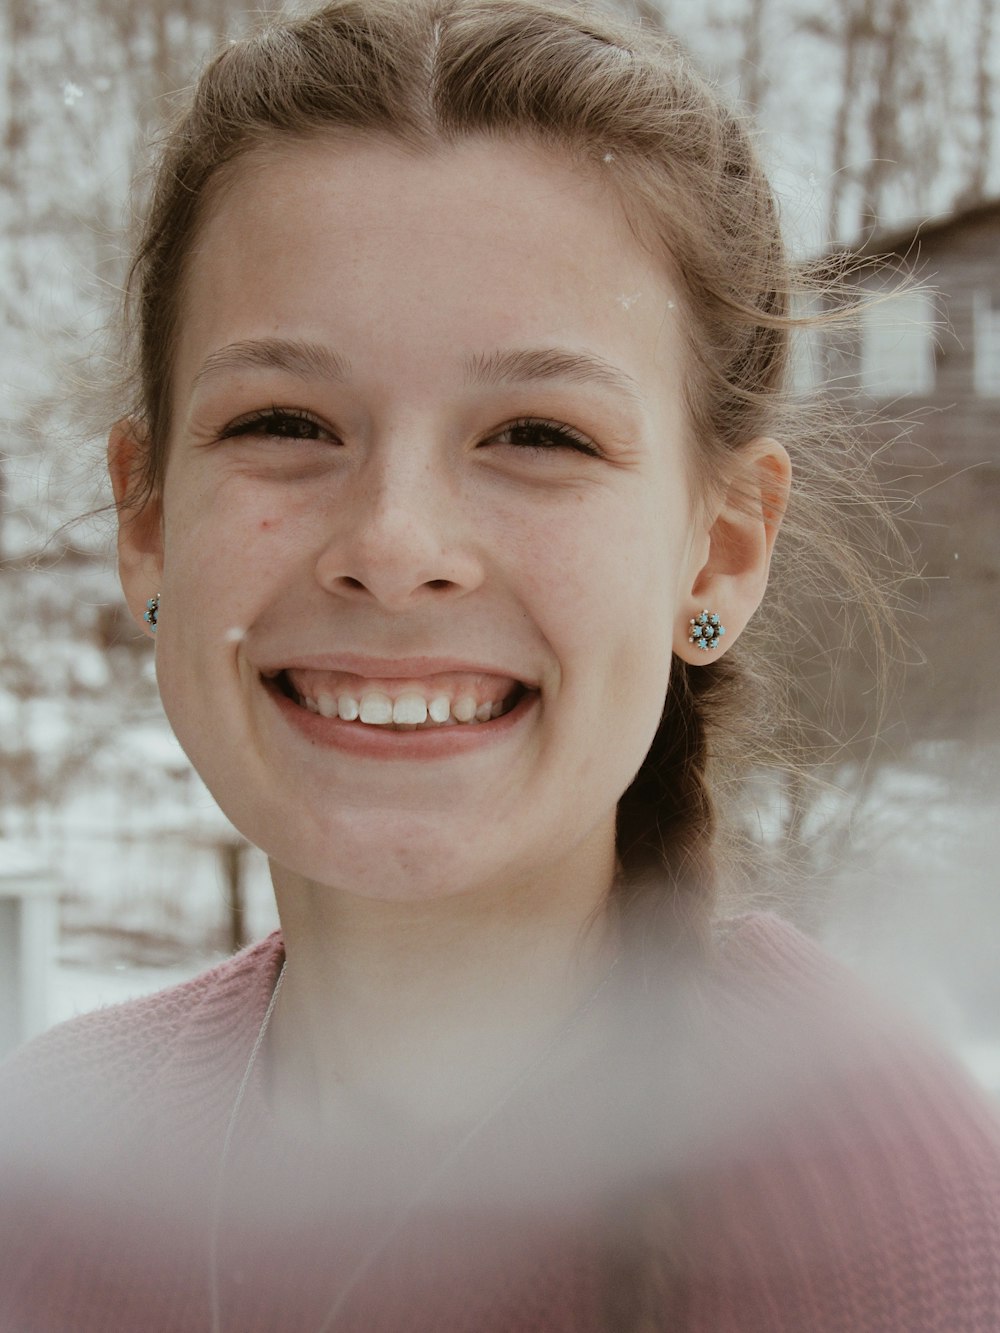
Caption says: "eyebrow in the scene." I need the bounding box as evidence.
[464,347,645,407]
[191,338,351,388]
[191,337,645,407]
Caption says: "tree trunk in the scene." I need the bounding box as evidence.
[968,0,993,200]
[858,0,910,233]
[741,0,768,112]
[828,0,864,240]
[2,0,32,192]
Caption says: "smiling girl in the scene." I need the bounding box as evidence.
[2,0,999,1329]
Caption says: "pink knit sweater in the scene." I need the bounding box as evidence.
[2,913,998,1331]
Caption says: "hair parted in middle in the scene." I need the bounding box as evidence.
[121,0,907,956]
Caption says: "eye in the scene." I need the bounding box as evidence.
[488,418,600,456]
[218,407,335,443]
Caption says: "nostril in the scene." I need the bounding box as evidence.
[426,579,453,591]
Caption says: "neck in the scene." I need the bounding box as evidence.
[266,856,620,1137]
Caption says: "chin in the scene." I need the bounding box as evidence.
[255,812,516,903]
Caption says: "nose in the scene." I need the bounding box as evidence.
[313,441,485,610]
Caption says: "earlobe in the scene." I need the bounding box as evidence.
[108,418,164,633]
[674,438,791,663]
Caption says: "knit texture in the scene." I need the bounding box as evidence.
[1,913,998,1332]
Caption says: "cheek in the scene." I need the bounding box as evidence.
[586,514,684,775]
[513,495,680,696]
[163,475,300,603]
[154,508,287,715]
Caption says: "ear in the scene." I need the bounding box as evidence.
[674,438,791,663]
[108,418,164,636]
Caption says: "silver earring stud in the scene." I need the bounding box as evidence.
[143,593,160,633]
[688,608,725,650]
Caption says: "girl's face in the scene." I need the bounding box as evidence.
[119,137,718,906]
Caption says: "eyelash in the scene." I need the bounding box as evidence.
[217,408,600,456]
[491,418,600,456]
[218,407,328,442]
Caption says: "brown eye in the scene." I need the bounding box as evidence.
[490,418,600,456]
[220,409,333,442]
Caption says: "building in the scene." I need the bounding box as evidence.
[808,200,1000,744]
[843,198,1000,466]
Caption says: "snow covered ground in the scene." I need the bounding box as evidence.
[49,954,214,1025]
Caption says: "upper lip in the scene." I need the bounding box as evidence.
[259,654,537,686]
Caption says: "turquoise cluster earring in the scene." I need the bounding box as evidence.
[143,593,160,633]
[688,608,725,651]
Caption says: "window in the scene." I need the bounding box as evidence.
[973,291,1000,397]
[860,287,936,397]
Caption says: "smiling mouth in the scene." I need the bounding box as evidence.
[267,669,530,730]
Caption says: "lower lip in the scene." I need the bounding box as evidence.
[265,677,538,759]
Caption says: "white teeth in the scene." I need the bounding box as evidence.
[289,678,519,726]
[428,695,451,724]
[392,693,428,725]
[358,692,393,725]
[452,696,477,723]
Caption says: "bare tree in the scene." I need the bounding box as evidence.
[801,0,960,242]
[2,0,30,172]
[856,0,911,231]
[966,0,994,200]
[741,0,769,113]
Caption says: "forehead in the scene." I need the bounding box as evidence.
[174,135,685,415]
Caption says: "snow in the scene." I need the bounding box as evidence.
[48,957,212,1025]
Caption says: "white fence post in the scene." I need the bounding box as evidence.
[0,865,62,1058]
